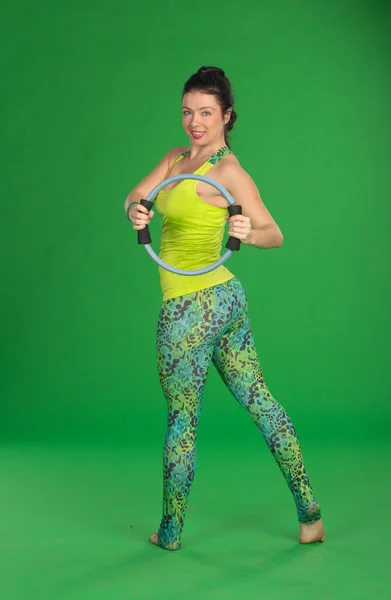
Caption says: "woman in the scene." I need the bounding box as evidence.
[125,66,325,551]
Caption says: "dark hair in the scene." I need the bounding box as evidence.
[182,66,237,148]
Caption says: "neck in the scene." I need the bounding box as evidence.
[188,138,227,160]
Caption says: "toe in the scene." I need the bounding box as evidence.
[149,532,159,546]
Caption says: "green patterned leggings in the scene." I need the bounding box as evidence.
[156,277,321,550]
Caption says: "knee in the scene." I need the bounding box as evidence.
[164,426,198,487]
[164,425,197,456]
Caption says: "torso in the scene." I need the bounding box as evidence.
[155,146,237,301]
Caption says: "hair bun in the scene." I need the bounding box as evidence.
[197,66,226,78]
[227,109,237,131]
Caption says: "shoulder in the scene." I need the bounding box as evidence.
[217,154,259,194]
[223,152,240,166]
[215,152,242,172]
[166,146,189,167]
[217,153,250,182]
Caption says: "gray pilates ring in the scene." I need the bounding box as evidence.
[143,173,236,276]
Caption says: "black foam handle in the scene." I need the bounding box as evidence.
[137,199,154,245]
[226,204,242,251]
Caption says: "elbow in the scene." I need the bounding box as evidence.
[267,223,283,248]
[249,225,283,249]
[271,228,283,248]
[124,194,131,211]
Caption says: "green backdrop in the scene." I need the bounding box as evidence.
[2,0,389,445]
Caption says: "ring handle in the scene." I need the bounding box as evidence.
[137,199,154,245]
[226,204,242,251]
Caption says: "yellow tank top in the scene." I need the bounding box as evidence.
[155,147,235,301]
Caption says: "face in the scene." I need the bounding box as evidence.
[182,90,231,146]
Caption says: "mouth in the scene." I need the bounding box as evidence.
[190,130,205,139]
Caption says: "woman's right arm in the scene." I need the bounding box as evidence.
[124,146,187,229]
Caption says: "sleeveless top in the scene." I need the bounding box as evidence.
[155,146,235,301]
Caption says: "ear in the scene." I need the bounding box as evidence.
[224,108,232,124]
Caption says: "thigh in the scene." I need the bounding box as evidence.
[212,285,279,426]
[213,310,270,402]
[213,315,291,443]
[157,293,215,422]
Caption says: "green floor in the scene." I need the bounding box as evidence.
[1,439,390,600]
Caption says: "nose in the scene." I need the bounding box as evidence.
[190,115,201,128]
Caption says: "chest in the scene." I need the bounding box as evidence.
[163,161,228,209]
[156,183,227,228]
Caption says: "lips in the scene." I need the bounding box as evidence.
[191,130,205,139]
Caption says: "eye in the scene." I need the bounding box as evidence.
[182,110,191,116]
[202,111,211,116]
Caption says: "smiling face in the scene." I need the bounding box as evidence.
[182,90,231,147]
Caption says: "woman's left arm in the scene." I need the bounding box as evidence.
[224,164,283,249]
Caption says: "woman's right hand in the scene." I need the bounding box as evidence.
[129,203,155,230]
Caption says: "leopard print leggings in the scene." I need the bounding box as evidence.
[156,277,321,550]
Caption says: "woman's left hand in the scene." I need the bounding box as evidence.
[227,214,252,244]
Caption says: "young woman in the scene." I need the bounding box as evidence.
[125,66,325,551]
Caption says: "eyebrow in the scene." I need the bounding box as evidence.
[182,106,215,110]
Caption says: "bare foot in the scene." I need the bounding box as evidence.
[299,519,325,544]
[149,532,159,546]
[149,532,181,551]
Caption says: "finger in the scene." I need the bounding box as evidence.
[229,225,249,233]
[229,231,248,240]
[148,210,155,218]
[229,228,250,237]
[136,205,149,215]
[133,224,146,230]
[227,217,246,225]
[229,216,250,224]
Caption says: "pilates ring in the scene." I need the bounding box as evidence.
[135,173,242,276]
